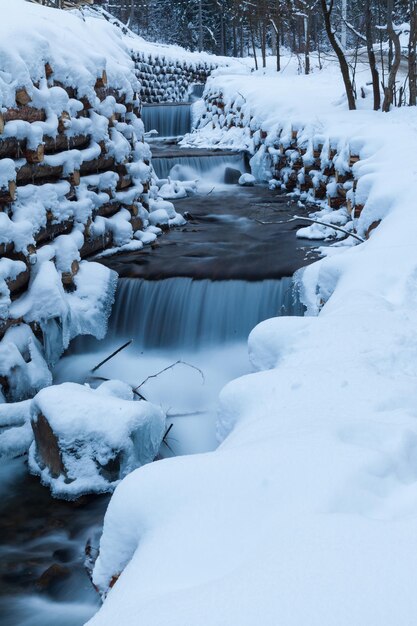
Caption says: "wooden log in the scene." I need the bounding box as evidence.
[3,106,45,124]
[44,133,90,155]
[314,181,327,200]
[95,70,108,90]
[58,111,71,133]
[6,266,30,297]
[36,217,74,246]
[25,144,44,164]
[365,220,380,238]
[327,194,346,209]
[79,154,115,176]
[0,137,24,159]
[117,174,132,191]
[95,202,120,219]
[31,413,65,479]
[45,62,53,79]
[0,180,16,203]
[322,164,335,177]
[79,231,113,258]
[67,170,80,187]
[61,259,79,290]
[15,87,32,106]
[130,216,143,231]
[335,170,353,184]
[16,162,63,185]
[349,154,360,167]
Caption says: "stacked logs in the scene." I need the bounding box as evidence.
[198,91,378,237]
[0,63,150,363]
[132,51,217,103]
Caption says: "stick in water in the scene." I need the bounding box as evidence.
[91,340,133,373]
[133,360,205,392]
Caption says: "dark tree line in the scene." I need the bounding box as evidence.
[97,0,417,110]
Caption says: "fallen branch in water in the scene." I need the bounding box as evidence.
[133,360,205,392]
[91,340,133,373]
[255,215,365,243]
[162,423,176,454]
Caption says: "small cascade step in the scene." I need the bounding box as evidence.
[142,103,192,137]
[107,277,304,349]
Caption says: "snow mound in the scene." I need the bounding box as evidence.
[29,381,166,499]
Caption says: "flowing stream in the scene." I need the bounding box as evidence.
[0,101,312,625]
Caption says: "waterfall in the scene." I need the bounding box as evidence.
[142,104,191,137]
[107,277,304,350]
[152,153,247,181]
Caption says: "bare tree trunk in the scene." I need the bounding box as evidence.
[249,20,258,70]
[261,21,267,68]
[240,25,244,57]
[304,14,311,75]
[127,0,135,30]
[232,23,237,57]
[382,0,402,111]
[198,0,203,52]
[365,0,380,110]
[321,0,356,110]
[270,17,281,71]
[341,0,347,48]
[409,0,417,105]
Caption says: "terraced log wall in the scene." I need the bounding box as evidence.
[132,51,217,103]
[198,91,381,240]
[0,64,153,400]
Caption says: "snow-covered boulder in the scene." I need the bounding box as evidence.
[29,381,166,499]
[238,173,256,186]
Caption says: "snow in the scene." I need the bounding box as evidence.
[88,56,417,626]
[29,380,166,499]
[238,173,255,186]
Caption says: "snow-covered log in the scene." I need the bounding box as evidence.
[29,381,166,499]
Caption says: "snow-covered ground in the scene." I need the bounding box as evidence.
[88,60,417,624]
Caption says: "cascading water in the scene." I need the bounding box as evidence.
[152,153,247,182]
[142,103,191,137]
[108,277,303,349]
[59,273,304,461]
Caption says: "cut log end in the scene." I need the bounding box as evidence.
[31,413,65,479]
[15,87,32,107]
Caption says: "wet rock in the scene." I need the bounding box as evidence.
[224,167,241,184]
[52,548,74,564]
[36,563,70,591]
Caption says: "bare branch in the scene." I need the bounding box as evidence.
[134,360,205,392]
[91,340,133,373]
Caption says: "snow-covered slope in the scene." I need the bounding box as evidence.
[89,63,417,625]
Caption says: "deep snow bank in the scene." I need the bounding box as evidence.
[88,62,417,625]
